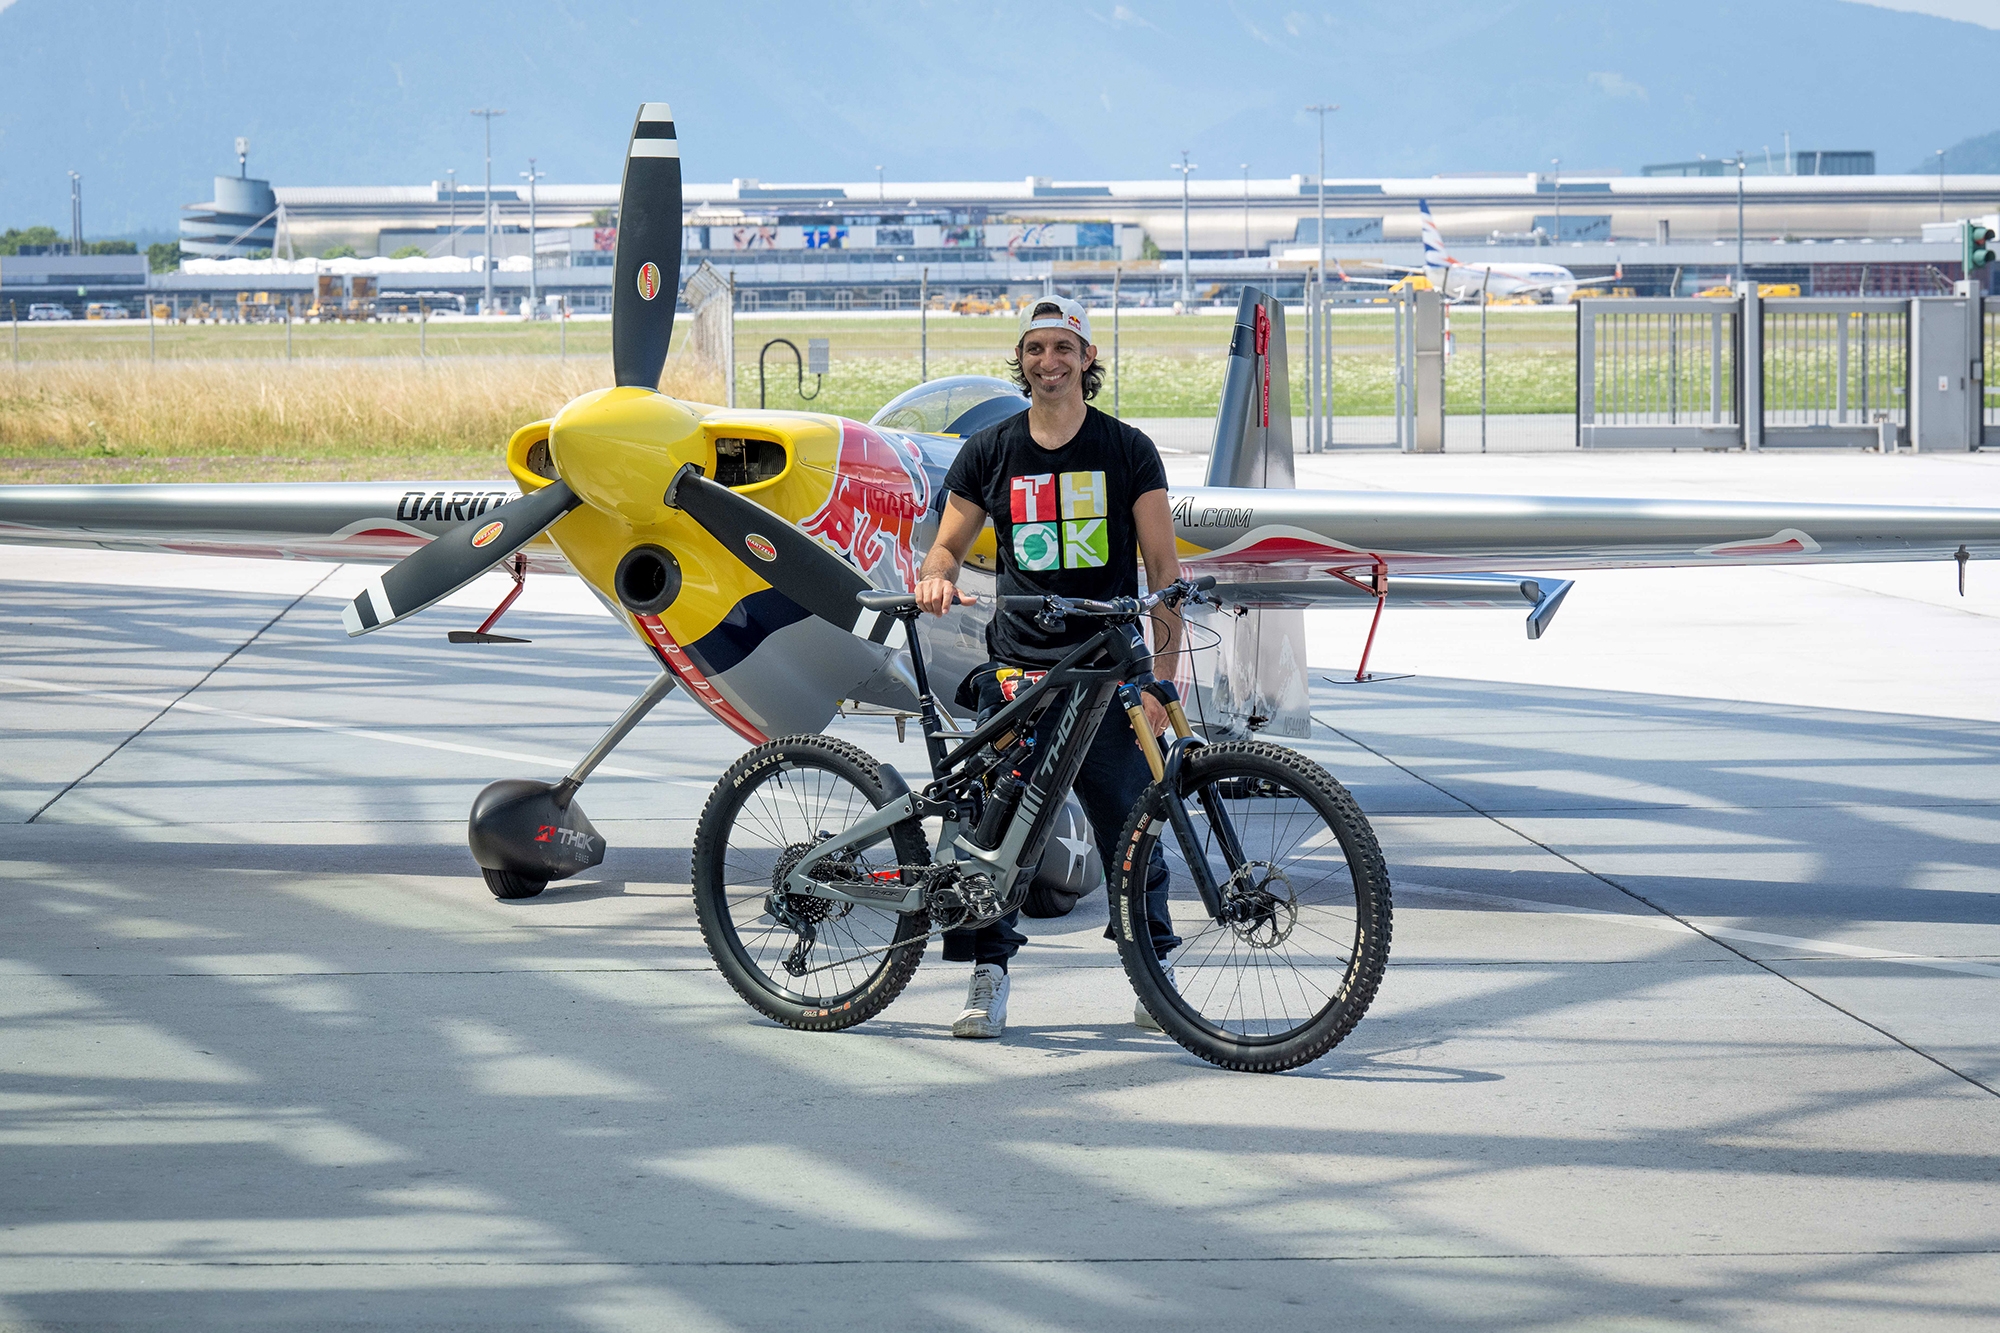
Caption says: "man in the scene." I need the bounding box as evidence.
[914,296,1183,1039]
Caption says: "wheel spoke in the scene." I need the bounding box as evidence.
[1128,752,1388,1057]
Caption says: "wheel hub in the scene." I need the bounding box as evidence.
[1221,861,1298,948]
[769,836,846,927]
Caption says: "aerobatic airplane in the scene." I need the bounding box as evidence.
[5,103,2000,893]
[1339,200,1622,302]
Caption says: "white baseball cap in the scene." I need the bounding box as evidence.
[1017,295,1092,346]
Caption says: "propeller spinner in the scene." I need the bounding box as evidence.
[342,102,685,638]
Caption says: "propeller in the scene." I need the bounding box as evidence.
[342,480,581,635]
[342,101,681,638]
[665,464,870,633]
[613,102,683,390]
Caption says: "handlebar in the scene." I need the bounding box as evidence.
[857,577,1216,619]
[997,576,1216,619]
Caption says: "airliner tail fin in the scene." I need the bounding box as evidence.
[1418,199,1452,276]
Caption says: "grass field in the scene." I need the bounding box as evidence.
[0,310,1578,482]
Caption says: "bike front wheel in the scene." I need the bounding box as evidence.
[1112,740,1391,1072]
[692,735,930,1031]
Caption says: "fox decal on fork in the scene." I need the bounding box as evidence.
[690,577,1393,1073]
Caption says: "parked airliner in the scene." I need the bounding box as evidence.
[1339,200,1621,303]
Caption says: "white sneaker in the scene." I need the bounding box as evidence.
[1135,965,1176,1031]
[952,963,1010,1039]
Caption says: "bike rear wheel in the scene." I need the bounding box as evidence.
[1112,740,1391,1072]
[692,736,930,1031]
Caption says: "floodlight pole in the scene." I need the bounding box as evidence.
[1172,151,1197,307]
[1735,151,1746,286]
[446,169,457,258]
[521,158,544,318]
[1241,163,1250,259]
[1112,264,1122,417]
[68,171,82,255]
[471,108,505,314]
[1307,103,1338,451]
[1550,157,1560,243]
[1937,148,1946,222]
[876,165,884,202]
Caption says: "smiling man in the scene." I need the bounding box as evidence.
[914,295,1183,1039]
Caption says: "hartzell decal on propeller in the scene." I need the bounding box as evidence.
[8,109,2000,904]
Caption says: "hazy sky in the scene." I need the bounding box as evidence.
[1855,0,2000,22]
[6,0,2000,234]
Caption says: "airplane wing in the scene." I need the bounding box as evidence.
[1169,488,2000,579]
[0,480,561,569]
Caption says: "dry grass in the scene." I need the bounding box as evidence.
[0,356,723,483]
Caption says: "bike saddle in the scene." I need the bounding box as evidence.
[856,590,920,614]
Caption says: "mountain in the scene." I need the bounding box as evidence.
[4,0,1999,235]
[1917,129,2000,172]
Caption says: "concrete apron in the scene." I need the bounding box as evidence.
[4,449,2000,1330]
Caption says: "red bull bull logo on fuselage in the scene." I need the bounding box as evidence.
[801,421,932,589]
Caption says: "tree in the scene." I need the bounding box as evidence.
[147,242,181,273]
[0,225,61,255]
[1139,233,1163,261]
[85,240,137,255]
[389,245,427,259]
[320,243,358,260]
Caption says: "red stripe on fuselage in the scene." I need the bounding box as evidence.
[632,613,768,744]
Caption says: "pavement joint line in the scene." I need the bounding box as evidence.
[1399,882,2000,980]
[1789,566,2000,621]
[20,1246,2000,1268]
[52,968,723,978]
[18,795,2000,831]
[1314,711,2000,1101]
[21,570,339,824]
[0,671,690,788]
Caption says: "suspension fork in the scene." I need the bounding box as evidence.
[1134,680,1248,923]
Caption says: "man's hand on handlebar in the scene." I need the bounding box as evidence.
[914,574,975,618]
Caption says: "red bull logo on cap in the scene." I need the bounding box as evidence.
[801,421,931,589]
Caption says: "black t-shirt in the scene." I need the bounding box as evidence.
[942,405,1168,666]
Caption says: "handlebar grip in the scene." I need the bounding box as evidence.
[1191,575,1217,592]
[998,595,1049,611]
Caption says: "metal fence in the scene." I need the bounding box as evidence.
[1577,298,1737,448]
[1761,298,1907,447]
[1985,299,2000,437]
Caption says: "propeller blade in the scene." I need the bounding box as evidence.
[665,464,869,633]
[342,481,582,636]
[611,102,683,390]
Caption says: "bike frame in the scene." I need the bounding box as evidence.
[785,591,1244,927]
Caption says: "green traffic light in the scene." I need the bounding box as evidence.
[1964,222,1997,272]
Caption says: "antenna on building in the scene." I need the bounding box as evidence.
[236,137,248,180]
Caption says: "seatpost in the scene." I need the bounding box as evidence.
[900,612,951,774]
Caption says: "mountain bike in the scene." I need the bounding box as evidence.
[690,578,1392,1072]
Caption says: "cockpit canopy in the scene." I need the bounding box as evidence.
[869,374,1027,438]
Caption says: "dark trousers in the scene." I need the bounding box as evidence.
[942,684,1179,968]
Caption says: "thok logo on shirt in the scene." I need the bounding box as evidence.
[1011,471,1107,571]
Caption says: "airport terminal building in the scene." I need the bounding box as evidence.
[7,169,1993,318]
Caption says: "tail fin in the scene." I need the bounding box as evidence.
[1192,287,1306,739]
[1206,287,1295,488]
[1419,200,1452,279]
